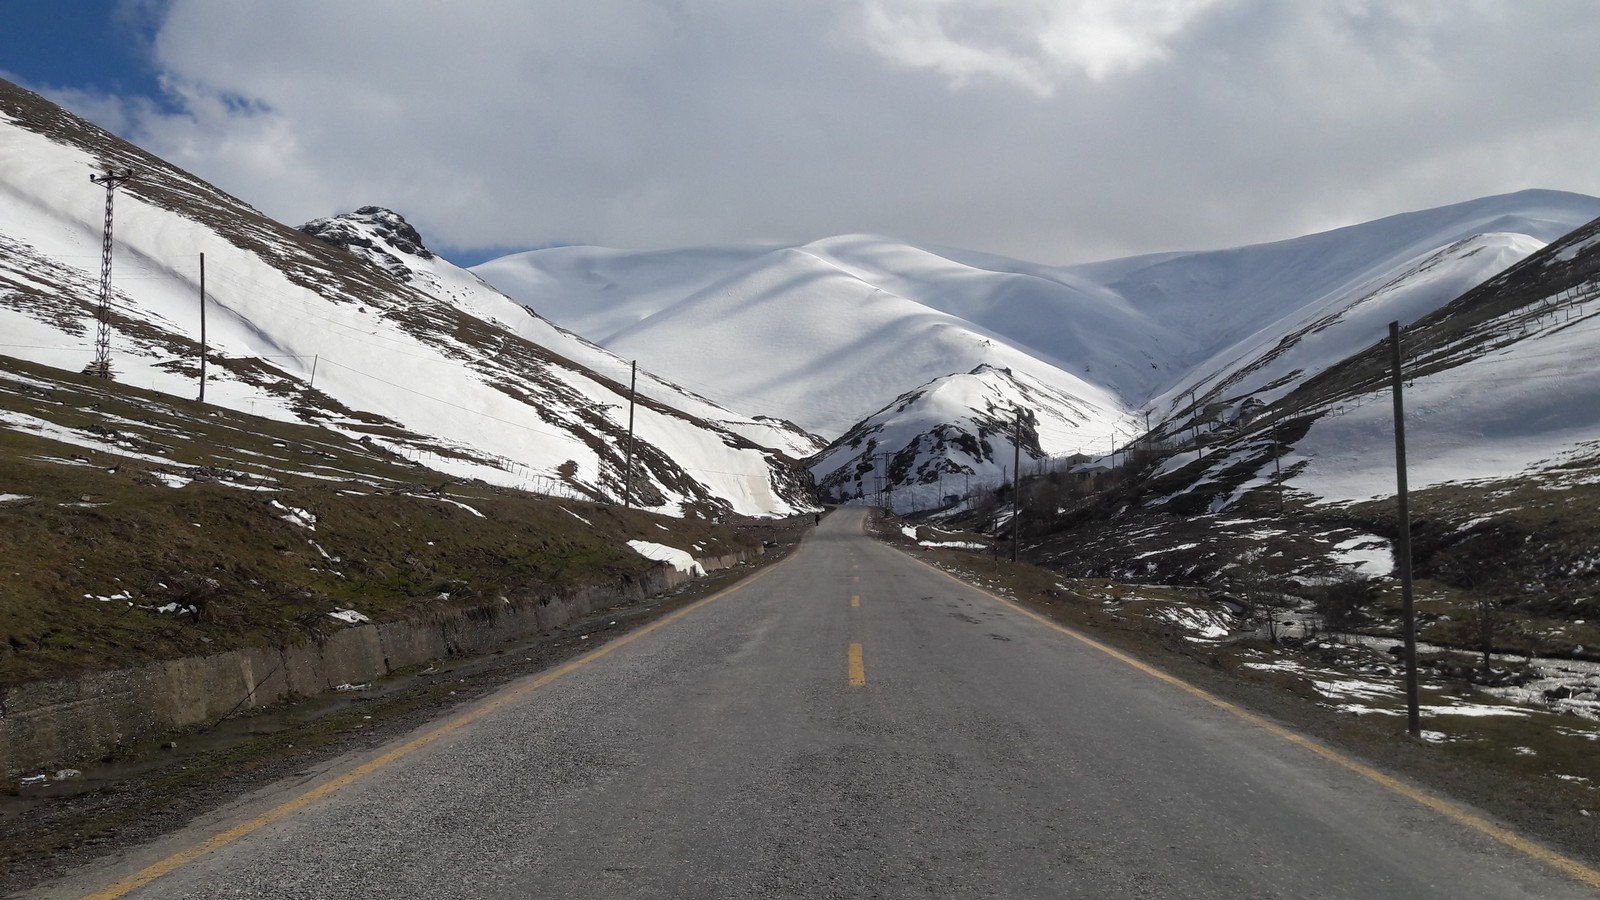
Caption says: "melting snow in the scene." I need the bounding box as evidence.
[270,500,317,530]
[409,494,485,518]
[627,540,706,576]
[1329,536,1393,577]
[920,540,987,550]
[1155,606,1233,640]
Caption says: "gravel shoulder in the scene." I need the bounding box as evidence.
[873,514,1600,877]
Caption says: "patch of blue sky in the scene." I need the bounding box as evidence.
[0,1,168,108]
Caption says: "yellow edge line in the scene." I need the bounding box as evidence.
[87,556,792,899]
[902,550,1600,891]
[848,642,866,686]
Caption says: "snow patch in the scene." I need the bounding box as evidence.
[1330,536,1393,577]
[627,540,706,576]
[270,500,317,530]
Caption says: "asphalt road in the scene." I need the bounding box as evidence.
[29,509,1597,898]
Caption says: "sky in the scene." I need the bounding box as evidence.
[5,1,1600,268]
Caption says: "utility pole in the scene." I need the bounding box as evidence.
[1011,407,1022,563]
[1272,406,1283,516]
[84,165,134,378]
[882,452,893,513]
[197,252,207,402]
[1189,388,1202,461]
[624,360,637,509]
[308,354,319,391]
[1390,321,1421,738]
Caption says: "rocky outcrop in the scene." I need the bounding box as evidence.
[300,206,433,281]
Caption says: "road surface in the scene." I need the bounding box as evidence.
[31,509,1598,898]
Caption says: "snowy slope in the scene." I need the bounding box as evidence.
[476,192,1600,506]
[0,79,815,518]
[1106,191,1599,420]
[299,208,824,460]
[1283,217,1600,504]
[477,237,1176,437]
[1135,213,1600,512]
[810,364,1119,513]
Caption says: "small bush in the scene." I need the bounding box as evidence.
[1308,573,1379,635]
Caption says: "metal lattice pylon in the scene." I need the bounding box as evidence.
[84,166,134,378]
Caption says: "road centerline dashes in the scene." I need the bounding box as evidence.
[848,642,866,686]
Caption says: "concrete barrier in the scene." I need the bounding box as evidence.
[1,549,756,777]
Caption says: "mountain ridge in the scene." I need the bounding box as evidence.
[473,191,1600,511]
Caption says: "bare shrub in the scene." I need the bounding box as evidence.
[1307,572,1380,637]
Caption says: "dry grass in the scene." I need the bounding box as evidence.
[0,356,757,691]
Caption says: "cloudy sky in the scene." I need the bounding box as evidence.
[7,0,1600,266]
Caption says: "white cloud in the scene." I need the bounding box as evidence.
[855,0,1232,94]
[27,0,1600,266]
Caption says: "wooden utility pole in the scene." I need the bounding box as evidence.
[882,452,893,513]
[1011,407,1022,563]
[1390,321,1422,738]
[1272,407,1283,516]
[198,253,207,402]
[1189,388,1202,461]
[624,360,637,509]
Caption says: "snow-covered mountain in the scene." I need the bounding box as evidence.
[810,365,1106,509]
[0,79,817,518]
[8,68,1596,520]
[1256,213,1600,507]
[298,207,824,461]
[475,191,1600,512]
[475,236,1167,439]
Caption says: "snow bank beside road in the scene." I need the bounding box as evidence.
[627,540,706,576]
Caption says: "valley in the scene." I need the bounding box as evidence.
[5,69,1600,895]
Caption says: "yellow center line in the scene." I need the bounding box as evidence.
[851,595,860,608]
[900,550,1600,891]
[848,642,866,686]
[85,556,795,899]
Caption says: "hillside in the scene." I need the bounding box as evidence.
[475,192,1600,513]
[978,210,1600,681]
[0,78,817,519]
[0,353,766,693]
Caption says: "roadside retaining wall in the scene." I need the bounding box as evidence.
[1,551,753,777]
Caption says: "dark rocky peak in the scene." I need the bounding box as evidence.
[300,206,435,281]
